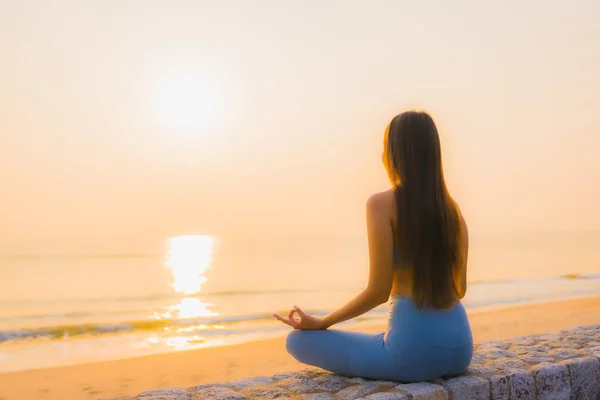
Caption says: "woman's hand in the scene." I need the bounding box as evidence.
[273,306,327,330]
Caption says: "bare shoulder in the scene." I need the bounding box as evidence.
[366,189,396,218]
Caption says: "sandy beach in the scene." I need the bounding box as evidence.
[0,296,598,400]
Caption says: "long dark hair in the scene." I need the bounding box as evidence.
[383,111,462,309]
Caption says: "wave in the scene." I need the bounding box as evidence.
[0,306,391,343]
[0,312,284,342]
[560,273,600,280]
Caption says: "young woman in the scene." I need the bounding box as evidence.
[273,111,472,382]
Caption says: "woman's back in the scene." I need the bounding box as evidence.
[372,187,468,303]
[382,112,468,309]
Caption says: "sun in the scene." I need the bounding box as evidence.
[156,73,222,131]
[164,235,215,295]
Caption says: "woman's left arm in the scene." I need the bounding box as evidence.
[320,192,395,328]
[273,192,395,330]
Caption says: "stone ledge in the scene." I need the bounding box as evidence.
[103,325,600,400]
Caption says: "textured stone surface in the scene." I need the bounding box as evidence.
[100,325,600,400]
[230,376,275,389]
[137,388,191,398]
[488,358,528,370]
[337,383,382,400]
[489,374,509,400]
[240,385,290,399]
[506,369,536,400]
[395,382,448,399]
[314,374,349,392]
[361,392,409,400]
[276,377,320,393]
[524,355,556,364]
[561,357,600,400]
[192,386,247,400]
[467,365,499,375]
[336,384,372,400]
[103,397,135,400]
[441,375,490,400]
[532,363,571,400]
[302,394,335,400]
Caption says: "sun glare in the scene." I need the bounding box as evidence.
[165,235,215,295]
[156,74,222,131]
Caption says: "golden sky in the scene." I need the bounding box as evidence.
[1,0,599,252]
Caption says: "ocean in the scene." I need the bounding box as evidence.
[1,231,599,373]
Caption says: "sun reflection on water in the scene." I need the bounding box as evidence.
[152,297,218,321]
[171,297,217,319]
[150,235,223,352]
[165,235,215,295]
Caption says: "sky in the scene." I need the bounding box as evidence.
[1,0,599,253]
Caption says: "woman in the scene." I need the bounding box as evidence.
[273,111,472,382]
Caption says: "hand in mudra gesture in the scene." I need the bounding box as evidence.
[273,305,327,330]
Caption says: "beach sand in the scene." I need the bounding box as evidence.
[0,296,598,400]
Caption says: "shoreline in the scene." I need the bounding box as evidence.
[3,293,598,375]
[0,296,599,400]
[464,292,600,315]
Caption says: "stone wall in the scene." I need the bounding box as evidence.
[105,325,600,399]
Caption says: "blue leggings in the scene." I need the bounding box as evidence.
[286,296,473,382]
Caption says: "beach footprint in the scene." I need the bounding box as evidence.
[120,377,133,389]
[82,385,101,398]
